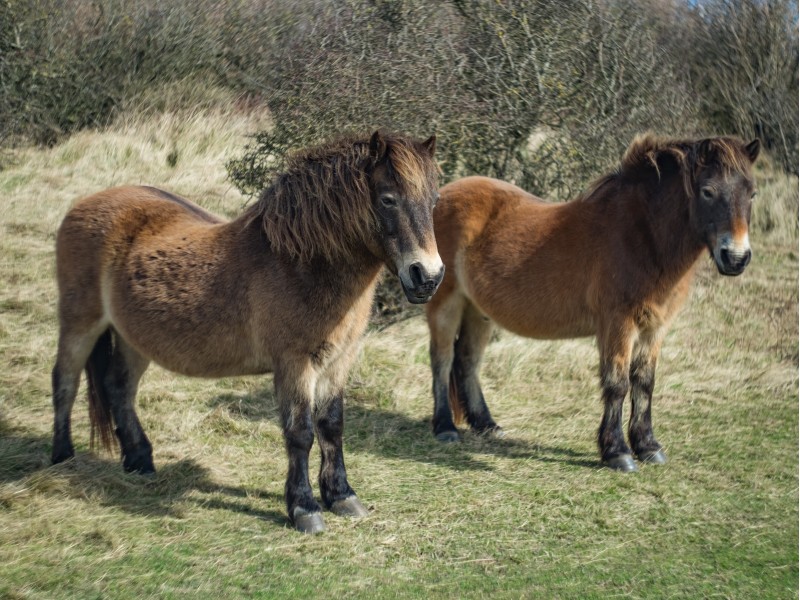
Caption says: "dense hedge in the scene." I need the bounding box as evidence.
[2,0,796,175]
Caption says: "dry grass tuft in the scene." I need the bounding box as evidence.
[751,164,798,245]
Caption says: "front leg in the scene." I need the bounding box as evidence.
[314,393,368,518]
[278,378,325,534]
[628,335,667,464]
[427,290,465,442]
[597,319,637,472]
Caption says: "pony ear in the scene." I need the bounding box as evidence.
[369,130,388,162]
[697,138,713,161]
[422,134,436,157]
[744,138,761,163]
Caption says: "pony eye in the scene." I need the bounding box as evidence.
[700,187,715,201]
[380,195,397,208]
[750,191,757,200]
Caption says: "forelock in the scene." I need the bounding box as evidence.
[386,138,437,199]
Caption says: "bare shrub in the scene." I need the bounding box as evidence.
[0,0,288,146]
[654,0,799,174]
[228,1,698,198]
[226,0,471,195]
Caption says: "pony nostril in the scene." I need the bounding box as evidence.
[742,249,752,267]
[409,262,425,287]
[720,247,731,266]
[408,262,442,294]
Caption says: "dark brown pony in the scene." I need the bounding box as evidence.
[51,131,443,533]
[426,134,760,471]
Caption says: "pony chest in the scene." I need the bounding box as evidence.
[632,304,667,332]
[631,287,689,335]
[308,300,372,369]
[286,302,372,404]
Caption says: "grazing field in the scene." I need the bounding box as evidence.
[0,110,797,599]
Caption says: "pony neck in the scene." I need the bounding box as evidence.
[636,175,705,281]
[233,209,384,277]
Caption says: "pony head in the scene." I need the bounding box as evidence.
[621,133,761,277]
[689,137,760,276]
[367,131,444,303]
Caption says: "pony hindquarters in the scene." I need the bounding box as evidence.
[51,194,155,472]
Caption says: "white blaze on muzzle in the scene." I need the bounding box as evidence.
[714,231,751,263]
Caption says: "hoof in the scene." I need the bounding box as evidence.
[604,454,639,472]
[123,457,156,476]
[638,449,667,465]
[122,445,155,475]
[435,430,460,443]
[330,496,369,518]
[51,448,75,465]
[293,509,326,534]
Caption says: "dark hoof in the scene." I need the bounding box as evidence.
[330,496,369,518]
[293,509,326,534]
[135,468,157,480]
[123,458,156,476]
[604,454,639,472]
[51,448,75,465]
[638,449,667,465]
[435,430,460,443]
[122,447,155,475]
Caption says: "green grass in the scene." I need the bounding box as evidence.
[0,109,797,599]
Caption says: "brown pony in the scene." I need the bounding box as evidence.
[51,131,443,533]
[426,134,760,471]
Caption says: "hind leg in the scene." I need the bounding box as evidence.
[453,304,500,436]
[628,331,666,465]
[52,323,108,464]
[103,336,154,474]
[427,287,465,442]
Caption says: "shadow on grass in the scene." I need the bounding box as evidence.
[344,403,600,471]
[210,389,600,472]
[0,417,287,526]
[0,387,597,526]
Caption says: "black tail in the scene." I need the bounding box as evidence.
[86,329,115,452]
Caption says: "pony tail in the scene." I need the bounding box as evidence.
[86,329,115,452]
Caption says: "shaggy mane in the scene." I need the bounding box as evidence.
[578,133,755,202]
[244,132,437,263]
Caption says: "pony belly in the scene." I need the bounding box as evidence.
[467,281,596,341]
[137,334,274,378]
[105,302,274,378]
[497,312,596,340]
[156,353,274,379]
